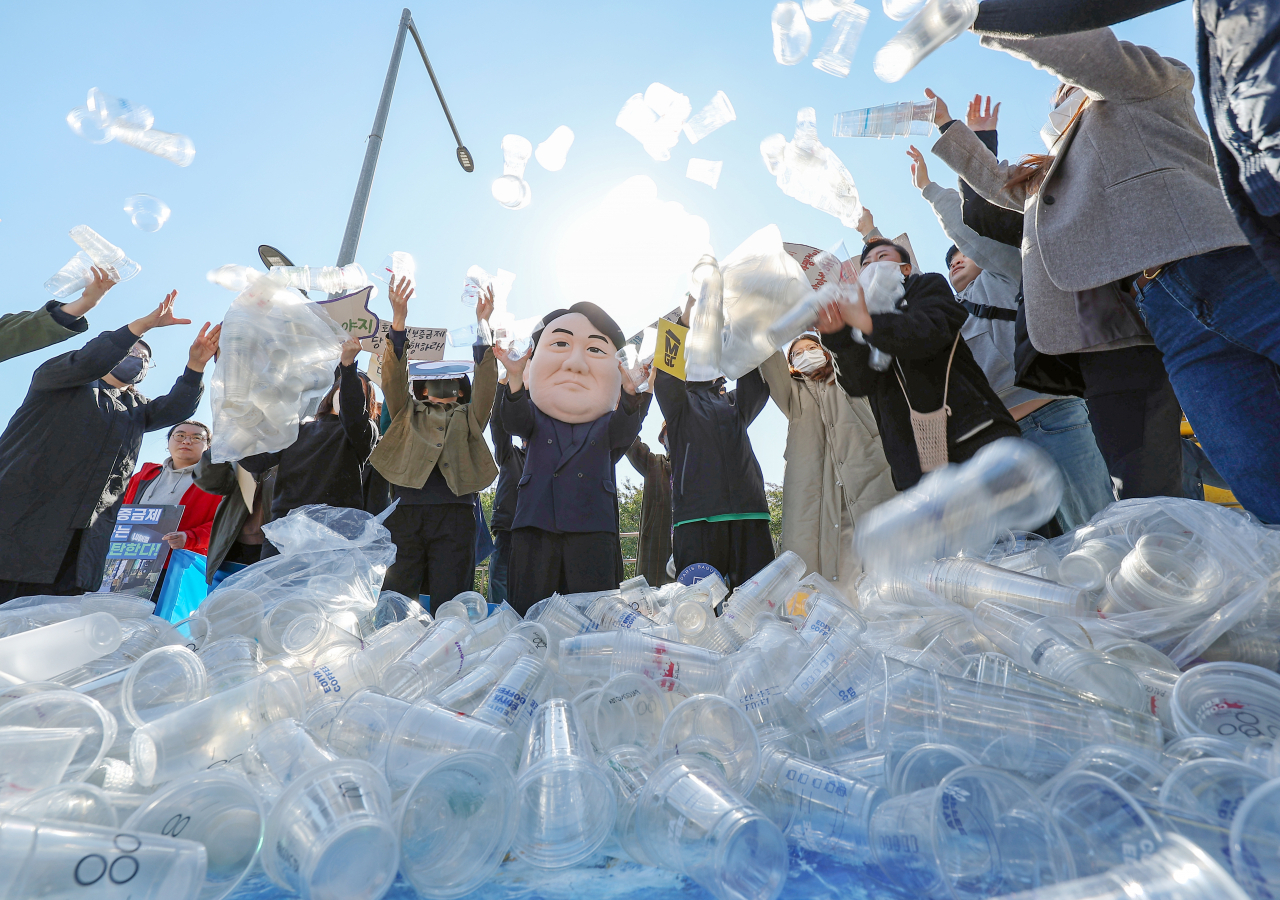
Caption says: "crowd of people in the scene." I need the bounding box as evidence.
[1,23,1277,617]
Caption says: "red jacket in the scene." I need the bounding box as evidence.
[122,462,222,556]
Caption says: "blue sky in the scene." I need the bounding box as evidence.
[0,0,1194,487]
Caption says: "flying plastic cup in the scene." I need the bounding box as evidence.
[868,765,1072,899]
[513,698,617,868]
[242,718,339,807]
[1170,662,1280,747]
[1230,776,1280,900]
[397,750,519,900]
[0,814,209,900]
[130,667,303,786]
[657,693,762,794]
[636,757,789,900]
[261,760,399,900]
[7,782,118,832]
[1044,771,1163,877]
[873,0,979,84]
[999,834,1249,900]
[124,769,264,900]
[834,99,936,138]
[0,611,123,683]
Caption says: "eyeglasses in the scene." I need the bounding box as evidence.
[170,434,208,445]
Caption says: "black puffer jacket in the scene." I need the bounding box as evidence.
[822,272,1018,490]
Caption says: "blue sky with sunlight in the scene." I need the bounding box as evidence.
[0,0,1194,486]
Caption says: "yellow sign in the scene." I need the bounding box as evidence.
[654,319,688,381]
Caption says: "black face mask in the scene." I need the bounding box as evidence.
[109,354,149,385]
[425,379,461,400]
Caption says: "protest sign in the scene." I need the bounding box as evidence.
[99,504,184,599]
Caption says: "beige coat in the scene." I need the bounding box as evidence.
[760,352,896,586]
[932,28,1247,356]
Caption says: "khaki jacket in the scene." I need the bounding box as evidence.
[760,352,896,582]
[932,28,1247,355]
[369,342,499,495]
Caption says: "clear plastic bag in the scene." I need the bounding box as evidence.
[209,272,347,463]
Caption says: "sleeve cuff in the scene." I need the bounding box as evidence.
[939,119,958,133]
[111,324,142,349]
[47,301,88,332]
[389,329,407,358]
[820,327,858,351]
[505,385,528,401]
[974,128,999,154]
[921,182,946,203]
[180,366,203,385]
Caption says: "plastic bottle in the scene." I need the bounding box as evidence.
[268,263,368,295]
[685,255,725,380]
[108,122,196,166]
[874,0,979,83]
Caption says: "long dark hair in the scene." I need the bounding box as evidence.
[1005,84,1090,196]
[317,369,377,419]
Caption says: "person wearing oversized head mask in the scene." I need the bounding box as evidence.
[494,301,649,614]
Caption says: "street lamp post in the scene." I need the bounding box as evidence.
[335,7,473,269]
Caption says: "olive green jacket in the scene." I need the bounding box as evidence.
[369,341,499,495]
[0,302,88,362]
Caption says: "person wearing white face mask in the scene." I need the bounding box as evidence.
[761,334,896,591]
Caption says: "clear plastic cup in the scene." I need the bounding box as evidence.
[636,757,789,900]
[1229,776,1280,899]
[121,645,209,729]
[397,750,518,899]
[683,90,736,144]
[923,559,1092,617]
[0,611,123,682]
[599,745,658,865]
[870,765,1071,898]
[324,688,412,773]
[829,747,896,787]
[1002,833,1249,900]
[796,592,867,645]
[1103,534,1225,615]
[380,617,474,702]
[1164,735,1245,766]
[386,700,520,791]
[261,759,399,900]
[0,725,92,800]
[242,718,338,807]
[130,667,303,786]
[785,626,877,720]
[753,744,886,861]
[0,813,208,899]
[1046,770,1163,877]
[1159,758,1267,825]
[590,671,668,751]
[721,552,807,640]
[259,597,323,656]
[1056,744,1170,800]
[814,693,870,754]
[123,769,263,900]
[81,595,154,620]
[4,781,119,828]
[198,636,265,693]
[833,98,936,138]
[722,649,803,731]
[0,689,116,784]
[280,613,362,664]
[658,693,762,793]
[295,651,379,710]
[1241,737,1279,776]
[813,2,870,77]
[586,594,658,632]
[1171,662,1280,746]
[610,629,724,694]
[193,588,263,643]
[865,657,1163,778]
[469,655,552,739]
[672,600,740,653]
[513,698,617,868]
[889,742,978,796]
[435,630,543,715]
[873,0,979,83]
[1058,538,1130,592]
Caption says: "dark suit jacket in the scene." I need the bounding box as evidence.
[499,385,647,533]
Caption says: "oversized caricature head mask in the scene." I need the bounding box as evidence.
[527,302,625,424]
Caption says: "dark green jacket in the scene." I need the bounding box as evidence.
[0,301,88,362]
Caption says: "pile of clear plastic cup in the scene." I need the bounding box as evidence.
[2,480,1279,900]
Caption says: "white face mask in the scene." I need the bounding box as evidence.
[1041,90,1085,150]
[792,348,827,373]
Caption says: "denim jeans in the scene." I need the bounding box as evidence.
[1018,398,1116,531]
[1137,245,1280,524]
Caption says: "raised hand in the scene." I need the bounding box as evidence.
[340,336,362,366]
[130,290,191,336]
[389,276,414,330]
[907,145,931,190]
[62,266,118,318]
[187,322,222,372]
[966,94,1001,131]
[924,88,951,126]
[476,285,495,324]
[855,206,876,237]
[494,344,529,391]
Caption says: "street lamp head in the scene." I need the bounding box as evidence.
[258,245,295,270]
[457,145,474,172]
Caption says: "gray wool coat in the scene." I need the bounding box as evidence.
[931,27,1248,356]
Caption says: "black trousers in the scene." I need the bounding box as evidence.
[1078,345,1184,500]
[672,518,775,591]
[0,528,86,603]
[507,528,623,616]
[382,503,476,613]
